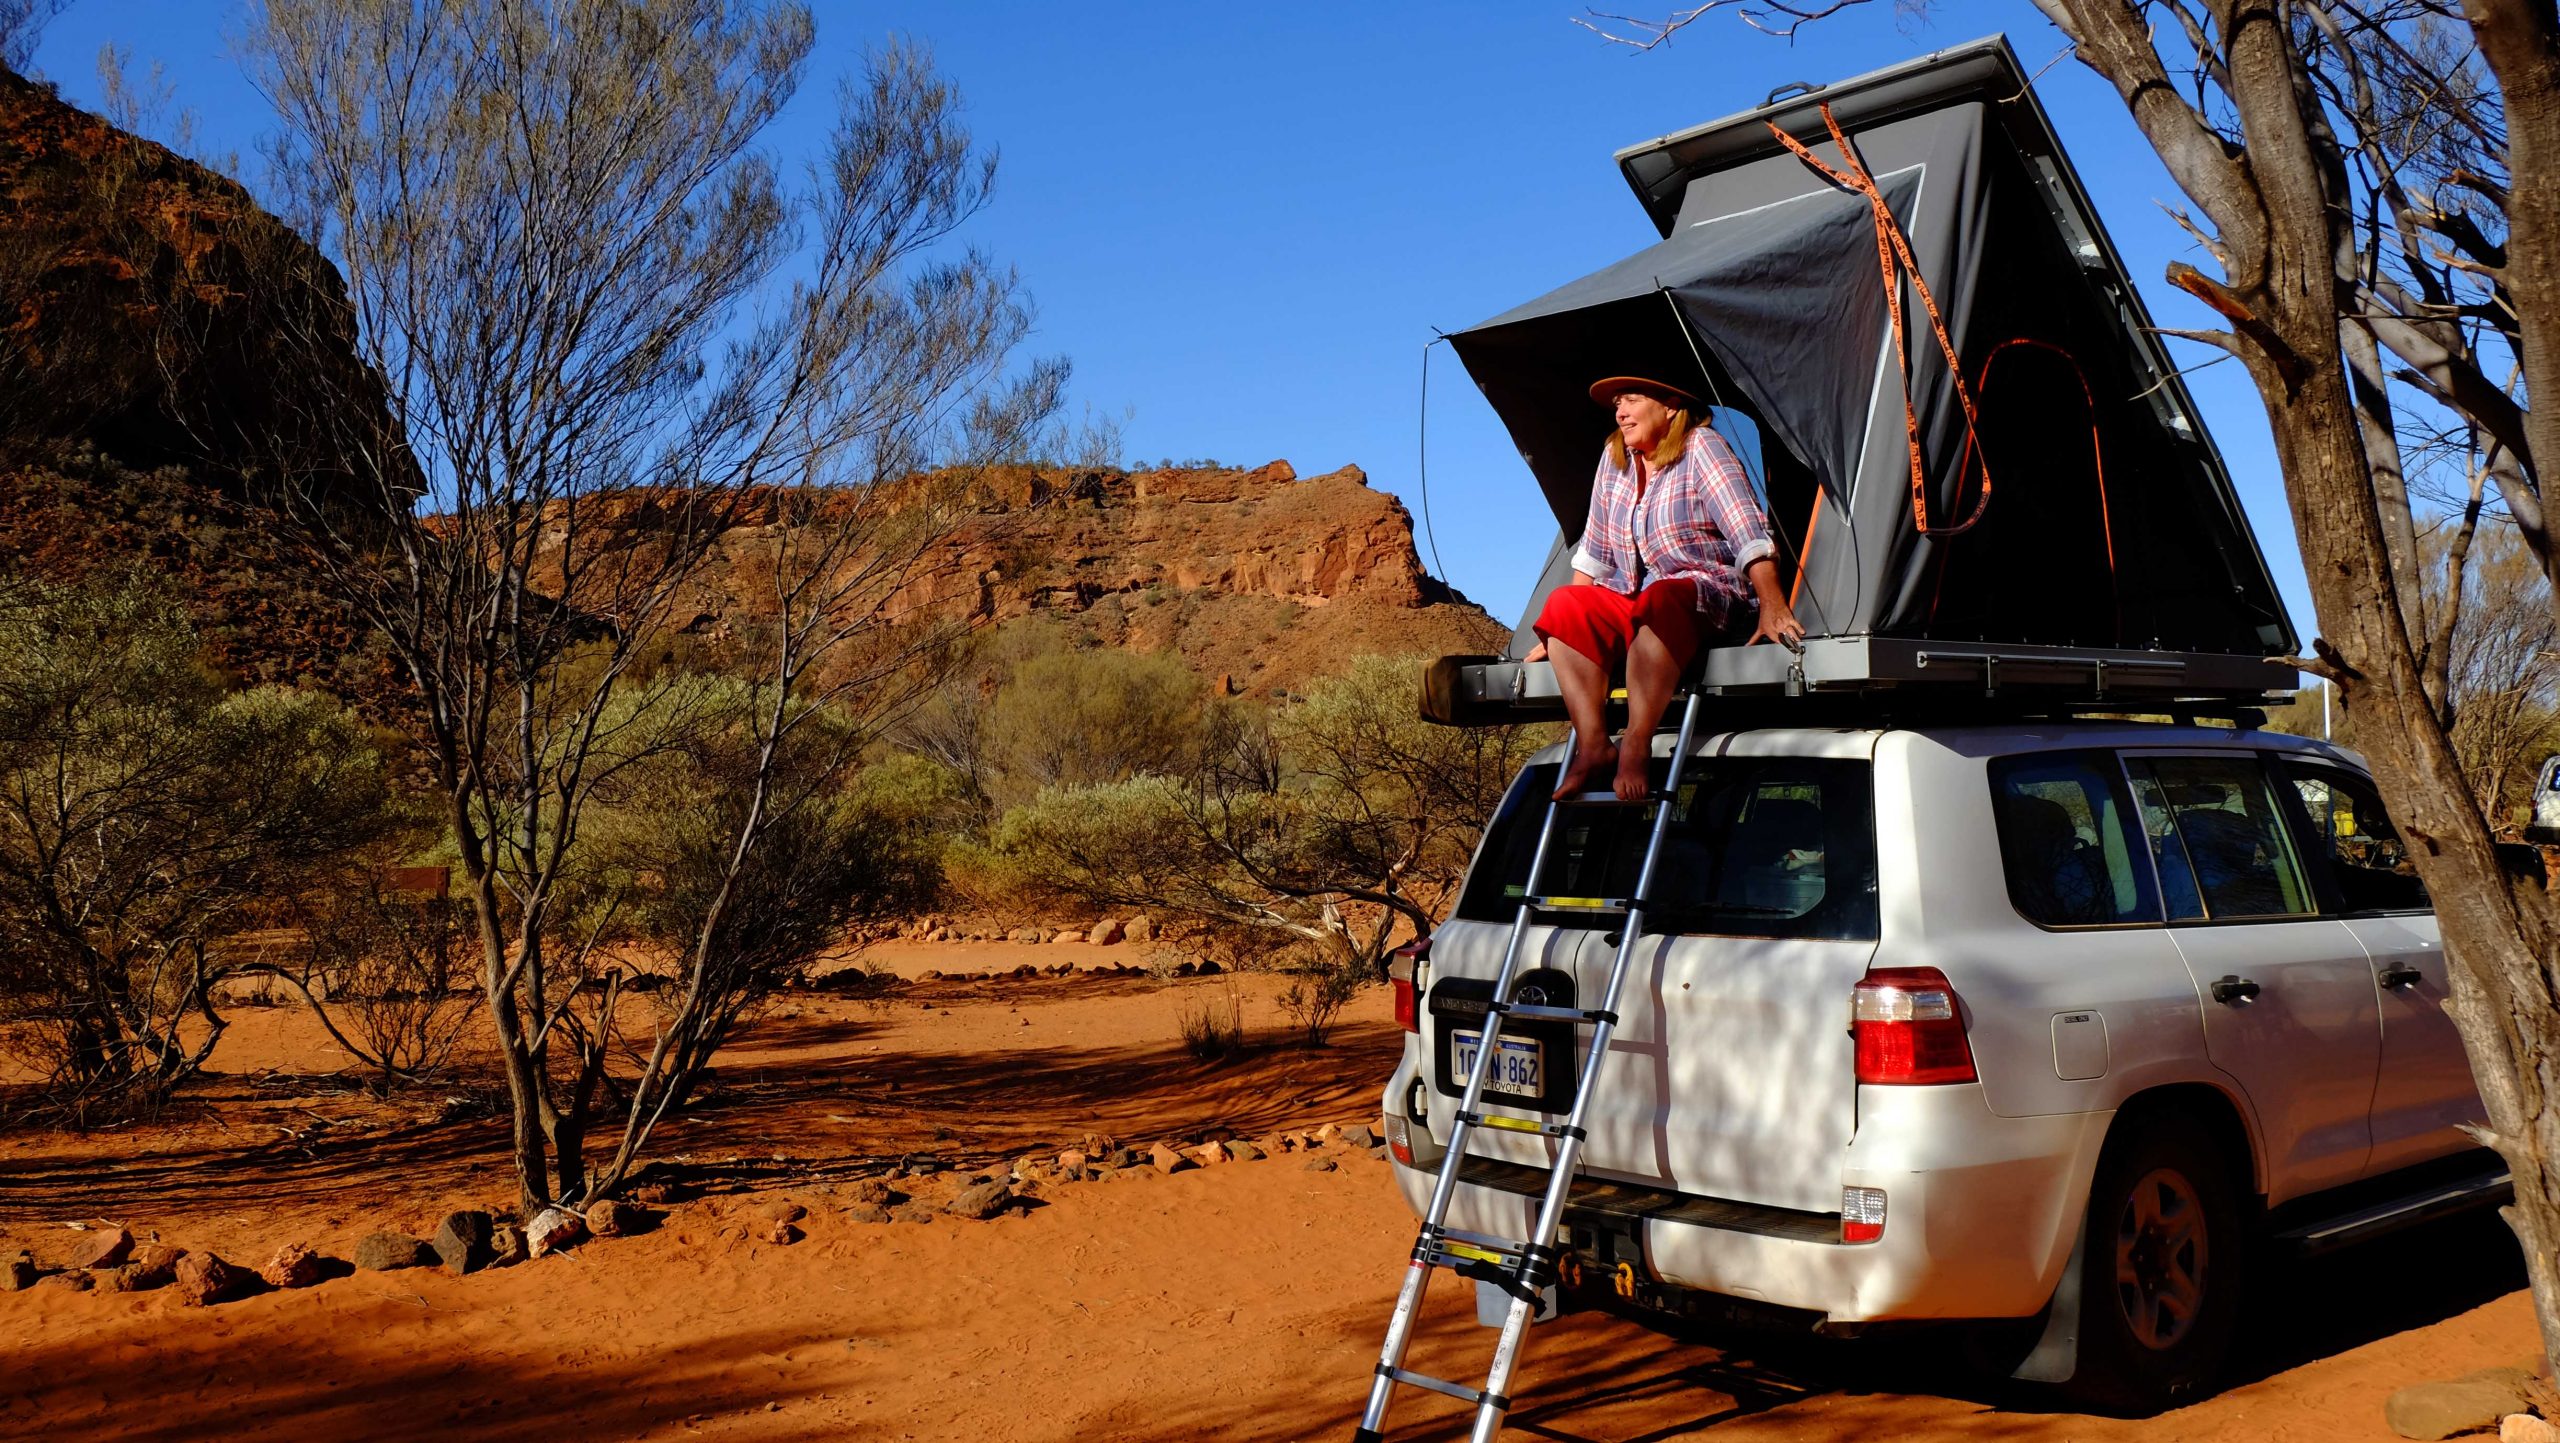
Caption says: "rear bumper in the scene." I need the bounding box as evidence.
[1383,1070,2111,1324]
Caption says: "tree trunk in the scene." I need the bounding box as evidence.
[2259,314,2560,1372]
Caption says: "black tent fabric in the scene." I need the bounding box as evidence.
[1447,35,2296,675]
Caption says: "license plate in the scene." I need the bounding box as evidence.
[1452,1029,1543,1099]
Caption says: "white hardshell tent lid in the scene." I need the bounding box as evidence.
[1427,35,2298,721]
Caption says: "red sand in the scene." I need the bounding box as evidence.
[0,937,2540,1441]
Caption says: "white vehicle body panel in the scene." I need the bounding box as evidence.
[1384,719,2488,1324]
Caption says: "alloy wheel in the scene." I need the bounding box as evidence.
[2112,1165,2208,1351]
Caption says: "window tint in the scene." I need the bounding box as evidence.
[2125,755,2315,921]
[1457,757,1878,940]
[2284,764,2430,912]
[1990,753,2159,925]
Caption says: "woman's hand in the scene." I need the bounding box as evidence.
[1743,558,1805,650]
[1749,603,1805,651]
[1526,640,1549,662]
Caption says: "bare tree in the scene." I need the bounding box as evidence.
[1585,0,2560,1370]
[244,0,1059,1211]
[2441,525,2560,820]
[0,0,67,72]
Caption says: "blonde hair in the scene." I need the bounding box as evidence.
[1606,404,1693,470]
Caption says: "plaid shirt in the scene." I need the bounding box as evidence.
[1570,423,1776,629]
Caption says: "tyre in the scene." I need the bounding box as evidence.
[2065,1115,2247,1412]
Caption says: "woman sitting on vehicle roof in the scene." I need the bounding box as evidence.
[1530,375,1804,801]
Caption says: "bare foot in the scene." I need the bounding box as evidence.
[1553,736,1615,799]
[1613,739,1653,802]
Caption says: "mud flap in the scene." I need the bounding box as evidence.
[2007,1224,2086,1383]
[1475,1277,1558,1327]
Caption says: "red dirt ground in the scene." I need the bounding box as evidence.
[0,937,2540,1441]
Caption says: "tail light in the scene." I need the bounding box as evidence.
[1841,1186,1888,1244]
[1852,967,1976,1085]
[1389,937,1429,1034]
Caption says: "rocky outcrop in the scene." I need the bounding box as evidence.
[661,459,1506,697]
[0,64,388,492]
[0,67,397,704]
[1,68,1498,705]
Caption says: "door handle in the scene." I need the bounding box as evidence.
[2378,963,2423,991]
[2210,975,2261,1005]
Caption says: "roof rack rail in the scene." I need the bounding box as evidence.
[1422,641,2294,730]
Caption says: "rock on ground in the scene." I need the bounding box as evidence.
[6,1251,35,1291]
[842,1203,893,1225]
[430,1211,495,1274]
[488,1225,529,1268]
[353,1232,431,1272]
[758,1198,809,1225]
[111,1243,184,1291]
[1304,1157,1339,1173]
[73,1227,134,1271]
[944,1182,1018,1221]
[584,1200,638,1239]
[1126,916,1156,942]
[172,1251,244,1307]
[526,1207,586,1258]
[1088,919,1125,946]
[1339,1124,1378,1149]
[258,1243,324,1290]
[1149,1142,1195,1175]
[2389,1368,2541,1440]
[41,1268,94,1292]
[2504,1415,2560,1443]
[764,1220,804,1246]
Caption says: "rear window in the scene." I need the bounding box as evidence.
[1455,756,1878,940]
[1990,752,2161,926]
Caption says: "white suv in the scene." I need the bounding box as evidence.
[1379,718,2500,1408]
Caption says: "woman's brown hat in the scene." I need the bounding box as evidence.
[1588,374,1701,408]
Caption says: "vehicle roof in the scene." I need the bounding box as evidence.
[1528,720,2366,772]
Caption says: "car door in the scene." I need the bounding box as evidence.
[2121,750,2380,1204]
[2279,759,2479,1174]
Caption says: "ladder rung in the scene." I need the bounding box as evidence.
[1422,1240,1516,1270]
[1458,1109,1586,1141]
[1521,895,1632,913]
[1380,1365,1506,1410]
[1552,790,1669,806]
[1492,1000,1618,1026]
[1431,1224,1532,1254]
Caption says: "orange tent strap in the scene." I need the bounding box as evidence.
[1767,104,1990,538]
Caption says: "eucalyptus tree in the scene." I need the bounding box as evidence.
[246,0,1060,1210]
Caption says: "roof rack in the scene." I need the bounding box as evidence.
[1421,640,2295,729]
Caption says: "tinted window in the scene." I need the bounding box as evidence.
[1456,757,1877,940]
[2284,764,2430,912]
[2126,755,2315,921]
[1990,752,2160,925]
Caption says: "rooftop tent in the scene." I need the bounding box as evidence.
[1433,36,2298,717]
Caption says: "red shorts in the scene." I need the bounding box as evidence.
[1533,579,1709,676]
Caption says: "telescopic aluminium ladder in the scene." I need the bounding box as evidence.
[1353,689,1708,1443]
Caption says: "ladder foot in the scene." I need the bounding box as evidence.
[1351,1431,1384,1442]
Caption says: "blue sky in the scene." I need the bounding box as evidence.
[29,0,2316,639]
